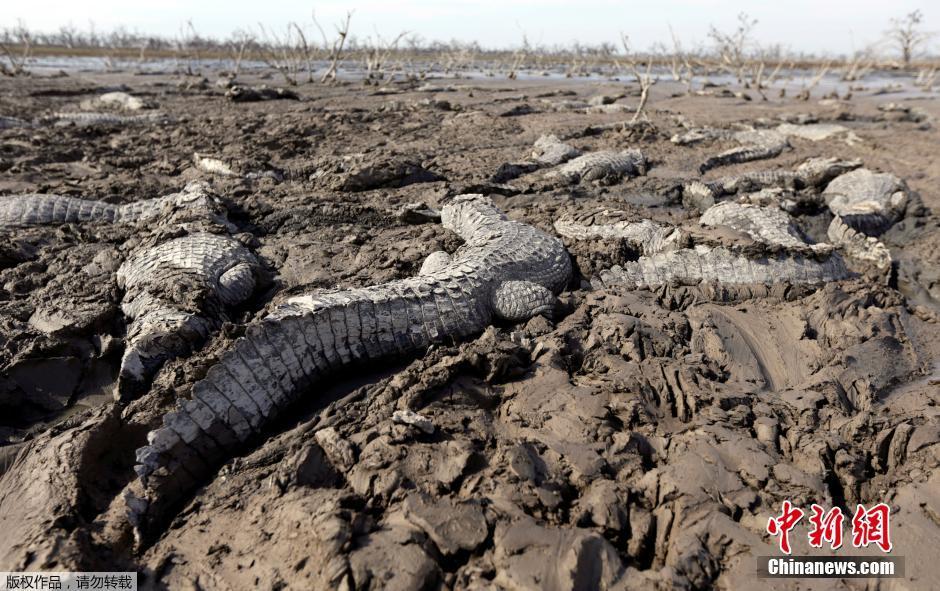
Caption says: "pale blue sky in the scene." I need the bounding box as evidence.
[8,0,937,56]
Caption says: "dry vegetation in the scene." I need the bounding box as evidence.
[0,10,937,89]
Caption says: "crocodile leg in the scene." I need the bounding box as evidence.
[115,233,261,400]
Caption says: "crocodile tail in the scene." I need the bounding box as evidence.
[700,144,785,174]
[0,194,118,227]
[129,280,476,524]
[827,215,892,271]
[130,300,355,517]
[593,248,850,289]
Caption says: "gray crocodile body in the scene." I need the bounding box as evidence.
[673,124,848,147]
[553,212,685,255]
[0,116,31,129]
[592,245,849,290]
[192,153,282,181]
[491,135,580,183]
[116,233,261,399]
[670,127,730,145]
[776,123,850,141]
[78,92,153,112]
[699,130,789,174]
[827,215,892,271]
[823,168,908,234]
[130,195,571,523]
[532,134,581,166]
[700,202,830,252]
[43,111,169,127]
[685,157,863,206]
[685,171,799,208]
[0,182,218,228]
[794,157,863,188]
[699,143,787,174]
[550,149,647,184]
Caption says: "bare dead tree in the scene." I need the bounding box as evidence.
[227,30,255,78]
[508,34,531,80]
[173,20,203,76]
[58,23,78,49]
[619,34,657,123]
[256,21,313,85]
[667,24,695,91]
[796,61,831,101]
[708,12,757,83]
[292,22,315,83]
[915,67,936,91]
[364,29,409,82]
[0,21,33,76]
[841,47,874,82]
[886,10,933,66]
[314,10,353,84]
[765,59,793,86]
[136,40,148,67]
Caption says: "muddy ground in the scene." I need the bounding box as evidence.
[0,70,938,590]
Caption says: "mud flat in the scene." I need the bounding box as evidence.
[0,70,938,590]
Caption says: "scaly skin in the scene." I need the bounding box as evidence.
[827,215,892,271]
[699,143,787,174]
[79,91,152,112]
[116,233,262,399]
[700,202,830,252]
[0,116,31,129]
[673,124,848,147]
[491,135,580,182]
[551,149,647,184]
[532,134,581,166]
[193,153,283,181]
[592,246,850,290]
[129,195,571,526]
[553,212,686,255]
[823,168,908,234]
[699,130,789,174]
[44,111,169,127]
[684,157,863,203]
[0,182,219,228]
[670,127,730,145]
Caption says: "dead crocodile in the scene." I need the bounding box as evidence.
[818,169,908,273]
[491,134,581,182]
[0,182,221,228]
[225,85,299,102]
[548,149,648,184]
[0,116,31,129]
[193,153,283,181]
[684,157,863,210]
[532,134,582,167]
[42,111,169,127]
[699,202,830,253]
[823,168,908,233]
[592,245,849,290]
[553,211,686,255]
[78,91,154,112]
[129,194,572,525]
[674,122,852,146]
[699,130,789,174]
[116,233,262,399]
[827,215,892,272]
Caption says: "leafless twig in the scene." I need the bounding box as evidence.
[315,10,353,84]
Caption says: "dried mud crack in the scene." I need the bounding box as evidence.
[0,71,938,591]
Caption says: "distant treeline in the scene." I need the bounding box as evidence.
[1,12,937,85]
